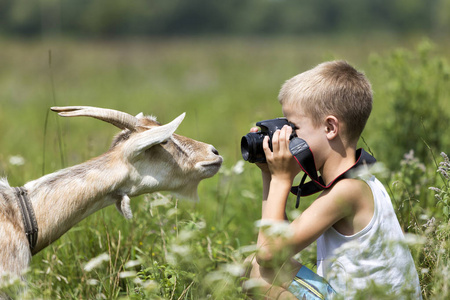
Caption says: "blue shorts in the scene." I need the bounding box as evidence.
[287,266,336,300]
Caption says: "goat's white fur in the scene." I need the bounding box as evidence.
[0,106,222,289]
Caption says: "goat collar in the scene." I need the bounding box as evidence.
[289,137,376,208]
[14,187,39,251]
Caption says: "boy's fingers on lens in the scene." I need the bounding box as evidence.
[283,125,292,135]
[279,126,290,149]
[277,128,285,149]
[271,130,280,152]
[262,136,274,162]
[285,125,293,135]
[262,136,270,151]
[250,127,259,133]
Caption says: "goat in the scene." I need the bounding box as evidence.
[0,106,223,283]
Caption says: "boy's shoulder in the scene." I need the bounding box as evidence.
[307,177,372,215]
[321,176,371,200]
[321,178,374,235]
[331,177,371,196]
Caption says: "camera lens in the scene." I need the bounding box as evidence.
[241,136,251,161]
[241,132,267,163]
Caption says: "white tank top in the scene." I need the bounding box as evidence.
[316,176,421,298]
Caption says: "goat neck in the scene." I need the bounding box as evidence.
[24,150,130,254]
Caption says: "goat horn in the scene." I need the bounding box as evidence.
[51,106,139,131]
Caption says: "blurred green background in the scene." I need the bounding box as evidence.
[1,0,449,38]
[1,0,449,176]
[0,1,450,298]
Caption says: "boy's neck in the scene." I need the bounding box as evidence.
[320,147,357,185]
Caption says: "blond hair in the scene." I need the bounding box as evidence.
[278,61,372,143]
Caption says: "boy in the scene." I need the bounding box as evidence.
[245,61,421,299]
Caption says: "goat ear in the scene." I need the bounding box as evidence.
[124,112,186,157]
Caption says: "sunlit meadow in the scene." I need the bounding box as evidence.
[0,36,449,299]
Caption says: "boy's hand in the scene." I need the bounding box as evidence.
[263,125,300,183]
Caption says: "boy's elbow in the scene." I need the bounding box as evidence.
[255,246,274,266]
[256,243,295,268]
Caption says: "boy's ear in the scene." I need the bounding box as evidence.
[324,116,339,140]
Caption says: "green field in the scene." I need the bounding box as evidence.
[0,36,449,299]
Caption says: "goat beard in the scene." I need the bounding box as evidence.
[115,194,133,219]
[172,183,200,202]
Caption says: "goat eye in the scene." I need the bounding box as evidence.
[160,140,169,145]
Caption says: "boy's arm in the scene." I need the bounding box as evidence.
[258,174,360,263]
[255,126,301,261]
[255,126,355,263]
[257,164,292,248]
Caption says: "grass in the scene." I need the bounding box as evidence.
[0,35,449,299]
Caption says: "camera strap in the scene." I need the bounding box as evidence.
[289,137,376,208]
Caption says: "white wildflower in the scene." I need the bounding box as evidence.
[205,270,227,283]
[287,209,301,220]
[441,152,449,163]
[219,160,245,176]
[438,166,449,179]
[403,150,415,162]
[242,278,268,290]
[237,244,258,255]
[96,293,107,299]
[83,253,109,272]
[255,219,292,238]
[255,219,276,228]
[232,160,245,175]
[166,208,178,218]
[178,229,195,242]
[349,162,388,179]
[429,187,442,193]
[9,155,25,166]
[196,220,206,230]
[241,190,256,199]
[124,259,141,269]
[204,264,244,286]
[151,197,171,207]
[419,214,429,221]
[55,274,68,283]
[223,263,245,277]
[403,233,426,246]
[119,271,136,278]
[135,279,158,290]
[87,279,99,285]
[171,244,191,256]
[423,217,435,228]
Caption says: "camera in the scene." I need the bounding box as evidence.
[241,118,297,163]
